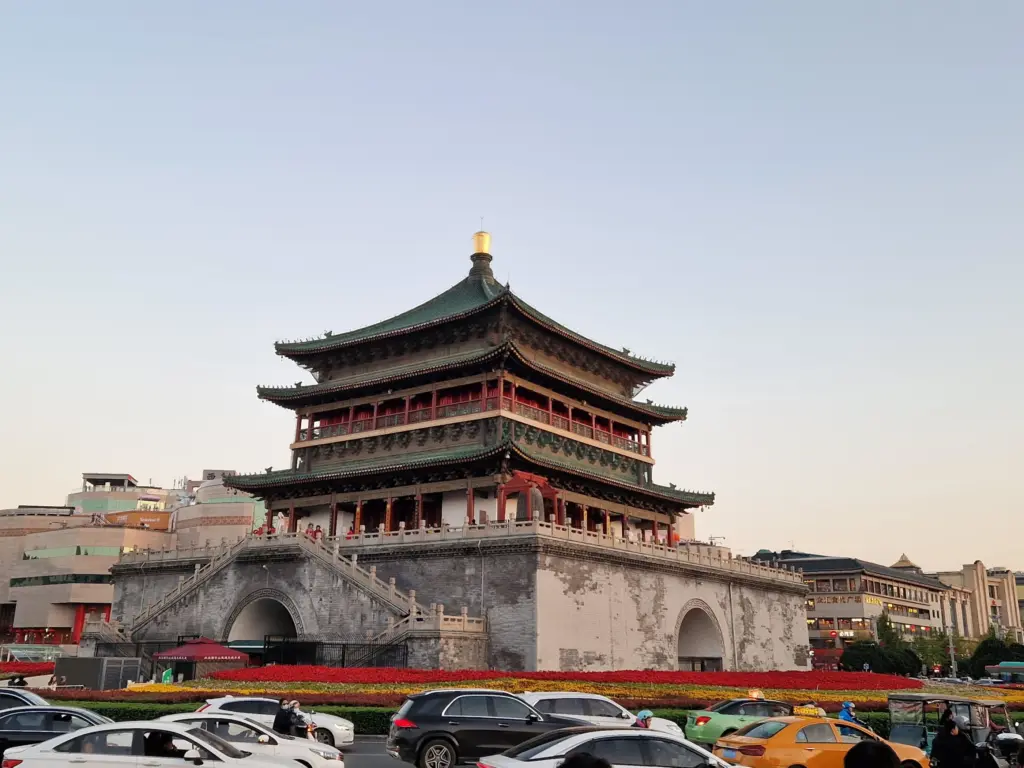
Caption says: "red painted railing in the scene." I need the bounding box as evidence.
[298,394,647,456]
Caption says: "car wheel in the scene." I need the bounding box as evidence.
[419,738,457,768]
[314,727,335,746]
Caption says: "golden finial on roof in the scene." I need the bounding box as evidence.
[473,230,491,255]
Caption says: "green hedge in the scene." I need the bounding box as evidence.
[54,701,395,734]
[53,702,924,740]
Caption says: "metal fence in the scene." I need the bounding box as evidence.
[96,636,408,672]
[94,641,183,680]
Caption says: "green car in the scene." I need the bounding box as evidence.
[685,698,794,747]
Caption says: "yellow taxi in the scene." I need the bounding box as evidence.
[713,716,929,768]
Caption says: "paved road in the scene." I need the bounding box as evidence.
[345,737,397,768]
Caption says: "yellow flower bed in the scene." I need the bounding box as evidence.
[131,678,1024,707]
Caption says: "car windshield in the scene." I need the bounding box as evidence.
[241,716,292,739]
[735,721,789,739]
[188,727,248,759]
[709,700,738,712]
[503,730,576,759]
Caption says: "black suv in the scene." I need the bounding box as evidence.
[387,689,586,768]
[0,706,111,755]
[0,690,47,712]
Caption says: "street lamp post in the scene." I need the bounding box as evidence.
[947,626,958,678]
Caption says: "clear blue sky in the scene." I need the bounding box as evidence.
[1,2,1021,570]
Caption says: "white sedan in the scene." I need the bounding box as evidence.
[198,696,355,746]
[478,726,729,768]
[158,712,343,766]
[517,692,684,735]
[1,720,289,768]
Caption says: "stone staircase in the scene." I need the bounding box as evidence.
[127,533,447,637]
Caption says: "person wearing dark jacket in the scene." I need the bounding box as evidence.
[931,717,977,768]
[844,740,899,768]
[272,699,293,735]
[288,700,308,738]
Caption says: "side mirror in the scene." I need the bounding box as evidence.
[620,712,633,719]
[257,735,270,744]
[527,713,540,722]
[183,748,203,764]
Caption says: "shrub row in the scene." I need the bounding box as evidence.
[54,701,395,734]
[51,701,914,739]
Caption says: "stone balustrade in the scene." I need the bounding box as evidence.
[119,519,804,586]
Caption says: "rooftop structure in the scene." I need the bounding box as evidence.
[228,232,712,542]
[81,473,139,490]
[0,470,261,651]
[753,549,965,651]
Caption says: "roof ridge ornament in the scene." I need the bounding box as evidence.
[469,230,494,280]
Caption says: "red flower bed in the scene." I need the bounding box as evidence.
[0,662,54,677]
[211,667,923,691]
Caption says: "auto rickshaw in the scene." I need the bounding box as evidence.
[887,693,1022,766]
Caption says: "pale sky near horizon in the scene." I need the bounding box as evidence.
[1,2,1021,571]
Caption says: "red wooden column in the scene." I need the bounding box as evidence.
[354,500,363,532]
[328,494,338,537]
[602,509,610,535]
[496,484,507,521]
[414,493,423,528]
[430,388,437,419]
[466,486,475,524]
[71,605,87,643]
[264,504,273,529]
[557,498,566,526]
[404,394,411,425]
[294,414,302,442]
[582,505,589,531]
[524,486,533,521]
[288,502,296,533]
[384,497,393,532]
[372,401,379,429]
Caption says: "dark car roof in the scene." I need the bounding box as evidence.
[0,706,106,724]
[888,692,1005,707]
[503,727,640,756]
[0,690,48,705]
[411,689,514,698]
[707,698,792,710]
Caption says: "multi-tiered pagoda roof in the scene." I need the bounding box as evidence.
[228,235,712,523]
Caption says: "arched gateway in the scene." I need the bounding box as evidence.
[224,589,303,642]
[676,599,726,671]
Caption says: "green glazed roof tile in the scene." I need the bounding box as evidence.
[226,438,712,508]
[260,342,687,424]
[276,271,505,355]
[257,347,504,402]
[225,444,501,490]
[508,294,674,374]
[275,256,673,375]
[509,441,714,507]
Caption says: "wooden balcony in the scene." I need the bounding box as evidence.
[298,395,651,459]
